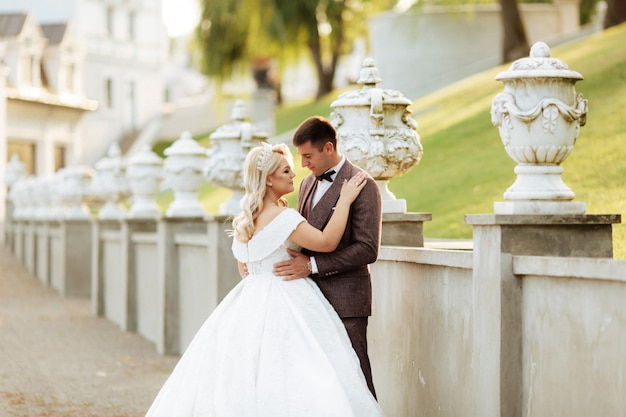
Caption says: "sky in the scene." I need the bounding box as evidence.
[162,0,200,37]
[0,0,199,38]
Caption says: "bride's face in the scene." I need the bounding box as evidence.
[267,156,296,197]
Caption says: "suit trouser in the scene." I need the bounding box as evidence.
[341,316,377,399]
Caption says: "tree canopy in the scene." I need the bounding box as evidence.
[193,0,618,100]
[194,0,396,99]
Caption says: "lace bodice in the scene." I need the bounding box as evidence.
[232,209,306,275]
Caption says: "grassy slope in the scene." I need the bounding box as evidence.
[187,23,626,258]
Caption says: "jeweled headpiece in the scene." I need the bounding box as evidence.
[256,143,272,171]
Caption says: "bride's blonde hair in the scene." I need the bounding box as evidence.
[231,142,293,242]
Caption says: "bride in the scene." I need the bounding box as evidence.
[145,142,384,417]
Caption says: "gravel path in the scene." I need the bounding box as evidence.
[0,247,179,417]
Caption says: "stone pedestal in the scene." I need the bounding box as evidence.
[382,212,432,247]
[465,212,621,417]
[465,213,621,258]
[56,219,93,297]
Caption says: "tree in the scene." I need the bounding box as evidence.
[195,0,395,99]
[499,0,529,63]
[604,0,626,29]
[193,0,532,98]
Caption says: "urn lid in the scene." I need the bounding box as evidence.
[209,99,268,142]
[164,131,206,157]
[495,42,583,81]
[331,57,413,107]
[128,145,162,166]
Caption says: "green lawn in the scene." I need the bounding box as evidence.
[164,23,626,258]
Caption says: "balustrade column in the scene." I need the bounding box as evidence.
[467,42,622,417]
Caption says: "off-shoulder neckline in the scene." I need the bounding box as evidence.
[249,208,291,243]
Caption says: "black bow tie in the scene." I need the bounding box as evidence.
[316,170,335,182]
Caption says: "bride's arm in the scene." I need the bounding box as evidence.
[237,262,248,279]
[288,172,366,253]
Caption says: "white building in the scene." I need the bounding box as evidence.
[0,0,168,168]
[0,0,171,238]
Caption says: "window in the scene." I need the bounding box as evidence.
[20,55,34,86]
[106,6,114,36]
[7,142,36,175]
[128,11,136,40]
[65,63,75,93]
[104,78,114,108]
[54,145,66,172]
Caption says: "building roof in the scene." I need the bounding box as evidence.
[40,23,68,45]
[0,13,27,38]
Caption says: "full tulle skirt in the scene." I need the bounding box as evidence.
[145,271,384,417]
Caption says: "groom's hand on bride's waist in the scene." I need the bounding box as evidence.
[274,249,311,281]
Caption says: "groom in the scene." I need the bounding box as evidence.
[273,115,382,397]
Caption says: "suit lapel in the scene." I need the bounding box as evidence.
[308,162,355,229]
[298,175,316,218]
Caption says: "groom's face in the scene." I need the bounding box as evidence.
[295,141,333,177]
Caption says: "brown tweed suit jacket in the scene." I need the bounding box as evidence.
[297,159,382,318]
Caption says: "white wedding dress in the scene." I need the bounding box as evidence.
[145,208,384,417]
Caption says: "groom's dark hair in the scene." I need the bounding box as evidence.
[292,116,337,151]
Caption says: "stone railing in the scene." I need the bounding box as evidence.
[3,48,626,417]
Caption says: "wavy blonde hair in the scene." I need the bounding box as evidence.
[231,142,293,242]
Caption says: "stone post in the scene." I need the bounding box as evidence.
[55,219,93,298]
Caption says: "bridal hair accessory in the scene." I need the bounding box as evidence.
[257,143,272,171]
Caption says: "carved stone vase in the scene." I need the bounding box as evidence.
[5,154,27,221]
[330,58,423,213]
[163,131,207,218]
[204,100,267,215]
[126,145,163,219]
[491,42,588,214]
[92,142,130,220]
[58,165,94,219]
[5,153,26,189]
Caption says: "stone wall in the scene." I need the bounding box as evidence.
[369,1,591,100]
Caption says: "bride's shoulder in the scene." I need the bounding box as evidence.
[281,208,305,223]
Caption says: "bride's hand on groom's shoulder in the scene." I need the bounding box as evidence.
[338,172,367,205]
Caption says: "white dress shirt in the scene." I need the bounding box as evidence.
[310,157,346,274]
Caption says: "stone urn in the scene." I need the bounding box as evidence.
[491,41,588,214]
[92,142,130,220]
[57,165,94,219]
[8,177,28,220]
[163,131,206,218]
[204,100,268,215]
[126,145,163,219]
[5,153,26,188]
[330,57,423,213]
[4,153,27,221]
